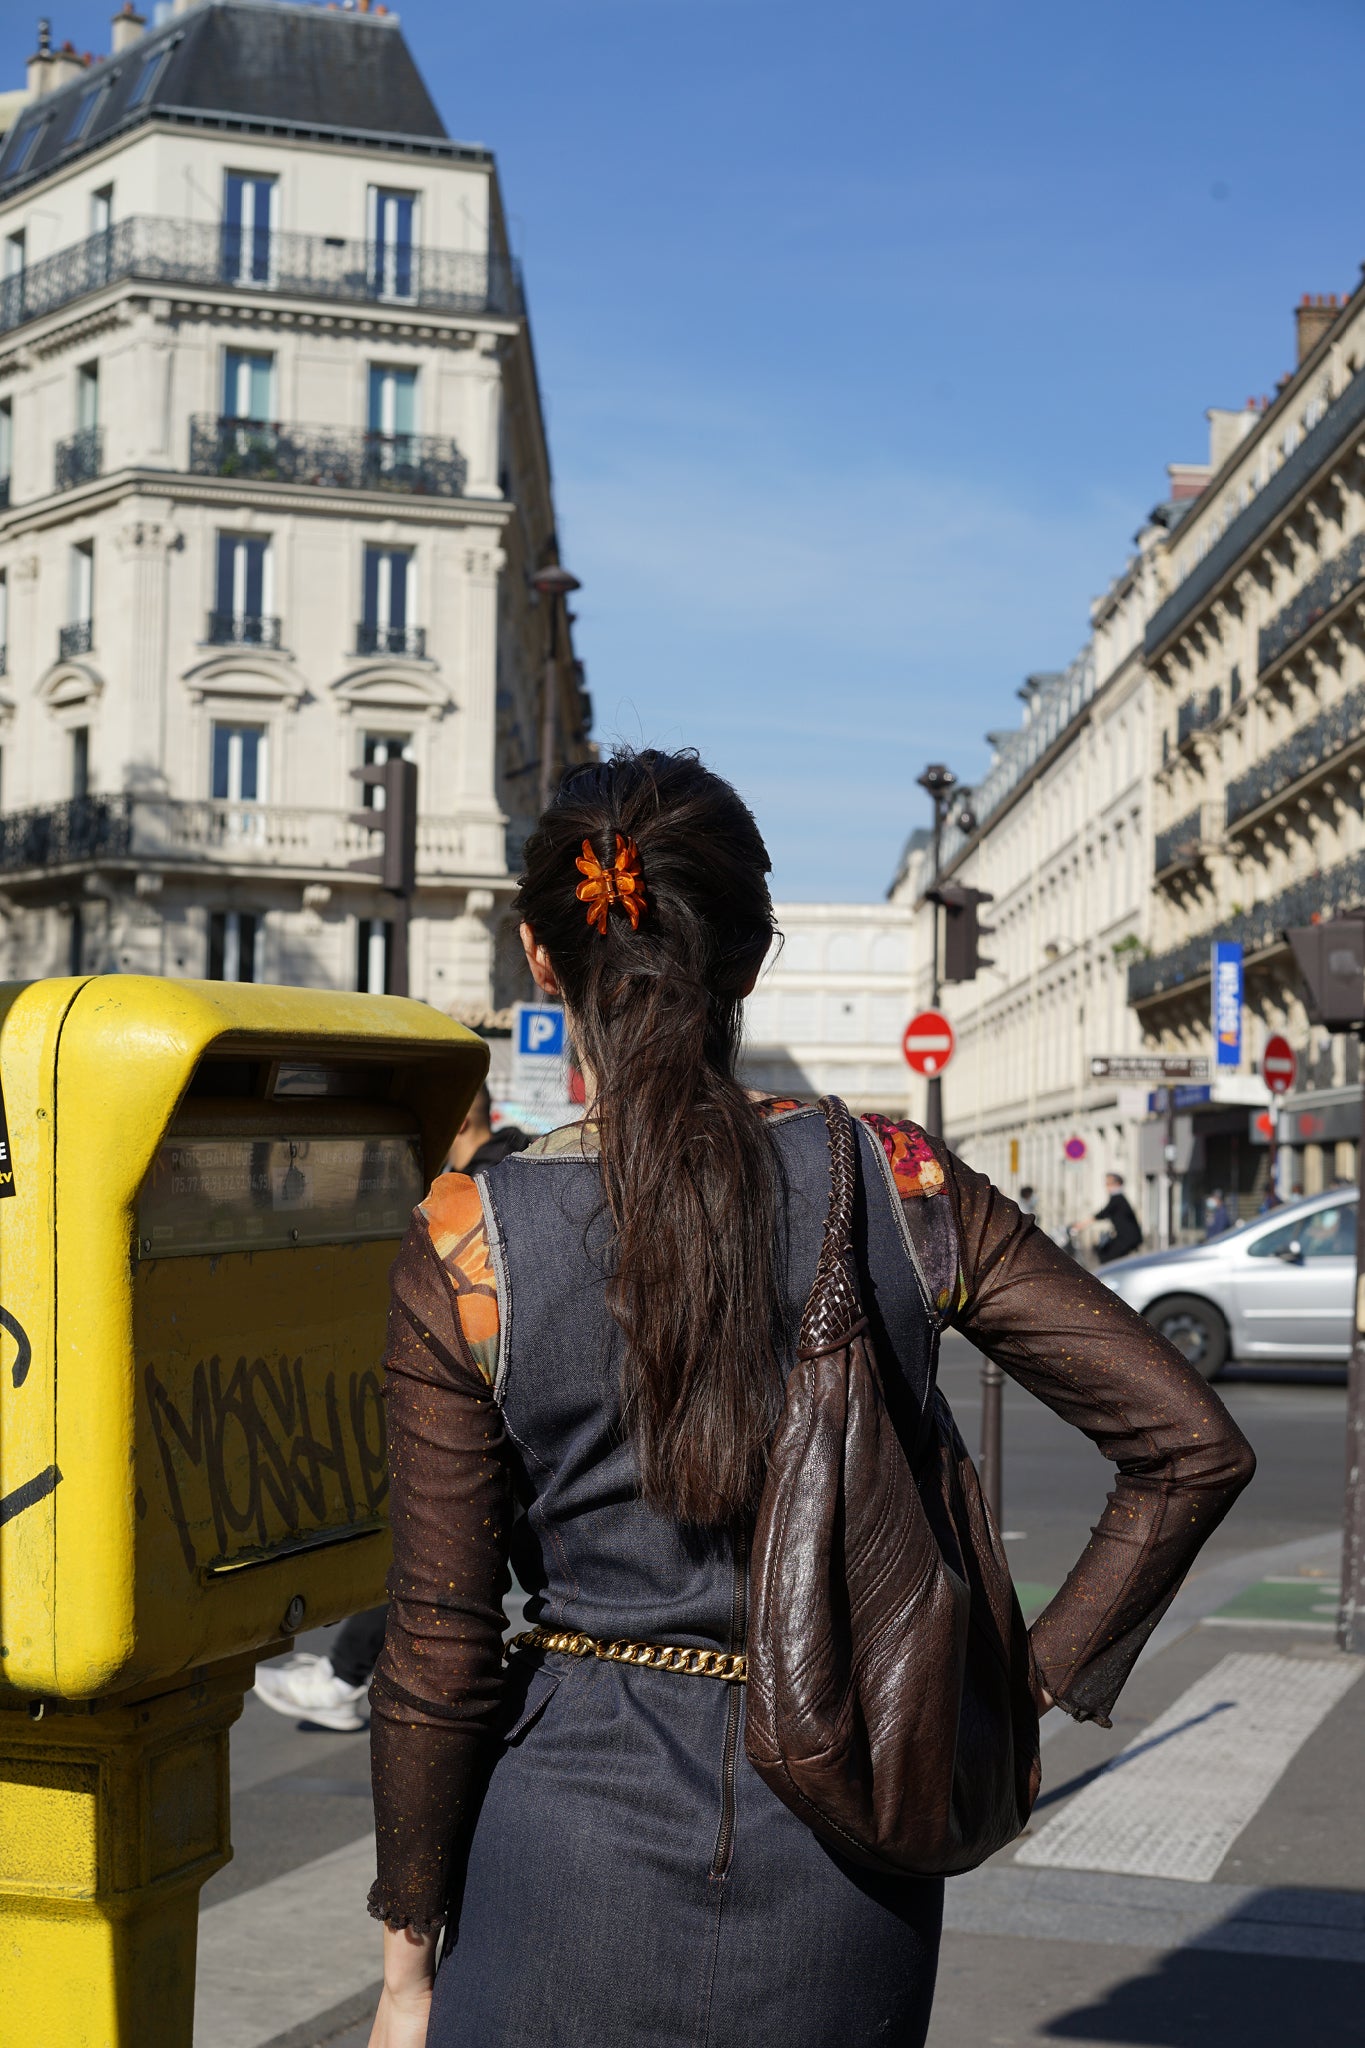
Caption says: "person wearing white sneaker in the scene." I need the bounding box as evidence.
[253,1651,370,1732]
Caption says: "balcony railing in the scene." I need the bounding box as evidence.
[0,796,473,879]
[356,622,427,659]
[0,795,133,872]
[1176,684,1222,746]
[1129,843,1365,1004]
[0,215,523,342]
[0,474,10,510]
[1257,531,1365,674]
[54,426,102,492]
[1224,679,1365,829]
[0,644,7,679]
[207,611,283,650]
[1154,807,1207,877]
[59,619,93,660]
[189,417,468,499]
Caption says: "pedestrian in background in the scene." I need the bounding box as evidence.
[254,1086,530,1732]
[1017,1183,1036,1215]
[1204,1189,1232,1238]
[365,748,1254,2048]
[1070,1170,1143,1265]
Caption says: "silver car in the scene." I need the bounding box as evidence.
[1096,1187,1358,1378]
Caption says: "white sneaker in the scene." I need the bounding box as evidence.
[253,1653,369,1732]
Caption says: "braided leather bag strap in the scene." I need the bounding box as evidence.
[797,1096,866,1355]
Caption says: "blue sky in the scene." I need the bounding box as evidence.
[6,0,1365,897]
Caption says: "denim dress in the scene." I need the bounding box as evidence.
[426,1107,946,2048]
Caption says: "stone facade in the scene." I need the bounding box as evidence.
[740,903,917,1115]
[0,0,590,1012]
[1137,291,1365,1201]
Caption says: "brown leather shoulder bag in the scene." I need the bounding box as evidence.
[745,1095,1041,1876]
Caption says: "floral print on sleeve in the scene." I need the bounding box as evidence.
[859,1110,947,1199]
[418,1172,499,1386]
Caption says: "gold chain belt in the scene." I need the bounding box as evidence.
[508,1623,747,1684]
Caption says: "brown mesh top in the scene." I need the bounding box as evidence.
[367,1118,1256,1931]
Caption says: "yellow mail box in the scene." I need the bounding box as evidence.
[0,974,487,1702]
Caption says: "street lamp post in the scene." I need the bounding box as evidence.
[531,562,581,815]
[916,760,1004,1524]
[916,762,958,1141]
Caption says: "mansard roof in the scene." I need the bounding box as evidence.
[0,1,479,199]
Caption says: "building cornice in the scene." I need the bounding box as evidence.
[0,469,515,541]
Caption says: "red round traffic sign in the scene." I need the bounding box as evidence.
[1262,1034,1297,1096]
[903,1009,955,1077]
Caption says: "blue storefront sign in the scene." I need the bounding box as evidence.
[1211,940,1243,1068]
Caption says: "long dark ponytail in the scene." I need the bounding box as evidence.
[514,748,782,1527]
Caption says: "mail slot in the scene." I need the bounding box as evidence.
[0,974,487,1702]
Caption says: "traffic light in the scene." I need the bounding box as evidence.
[1283,916,1365,1031]
[350,757,418,896]
[930,882,994,982]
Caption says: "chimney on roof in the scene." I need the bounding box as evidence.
[1296,292,1342,365]
[111,2,145,54]
[27,18,53,98]
[48,39,87,89]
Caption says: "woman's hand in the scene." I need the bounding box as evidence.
[367,1925,438,2048]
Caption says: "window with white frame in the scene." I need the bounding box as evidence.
[77,360,99,432]
[368,187,417,300]
[69,541,94,627]
[222,348,274,423]
[367,364,417,459]
[90,185,113,235]
[213,533,274,643]
[222,171,277,285]
[70,725,90,800]
[211,723,268,804]
[356,918,393,994]
[208,911,259,983]
[360,545,417,656]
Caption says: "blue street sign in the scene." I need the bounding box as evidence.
[515,1004,565,1060]
[1211,941,1243,1069]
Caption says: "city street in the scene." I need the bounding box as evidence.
[198,1335,1359,2048]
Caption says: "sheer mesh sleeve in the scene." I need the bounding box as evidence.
[935,1142,1256,1724]
[367,1215,513,1933]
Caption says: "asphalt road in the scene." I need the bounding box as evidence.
[204,1338,1351,2047]
[937,1333,1349,1597]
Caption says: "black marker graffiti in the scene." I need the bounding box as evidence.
[144,1353,388,1574]
[0,1463,61,1528]
[2,1306,32,1389]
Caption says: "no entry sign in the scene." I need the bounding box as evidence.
[903,1009,955,1077]
[1262,1034,1297,1096]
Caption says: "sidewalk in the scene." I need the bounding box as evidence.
[928,1546,1365,2048]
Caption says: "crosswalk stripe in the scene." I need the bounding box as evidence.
[1016,1652,1361,1883]
[196,1834,380,2048]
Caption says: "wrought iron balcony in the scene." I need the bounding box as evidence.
[0,796,475,880]
[1154,807,1207,877]
[59,619,93,660]
[1176,684,1222,747]
[1257,531,1365,674]
[54,426,102,492]
[1129,843,1365,1004]
[356,622,427,659]
[207,611,283,650]
[0,474,10,510]
[189,417,468,499]
[0,644,6,679]
[1225,680,1365,829]
[0,215,523,342]
[0,795,132,873]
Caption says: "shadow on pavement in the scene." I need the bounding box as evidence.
[1043,1947,1365,2046]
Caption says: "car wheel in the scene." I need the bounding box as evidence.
[1145,1294,1229,1380]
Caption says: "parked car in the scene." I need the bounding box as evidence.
[1096,1187,1358,1379]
